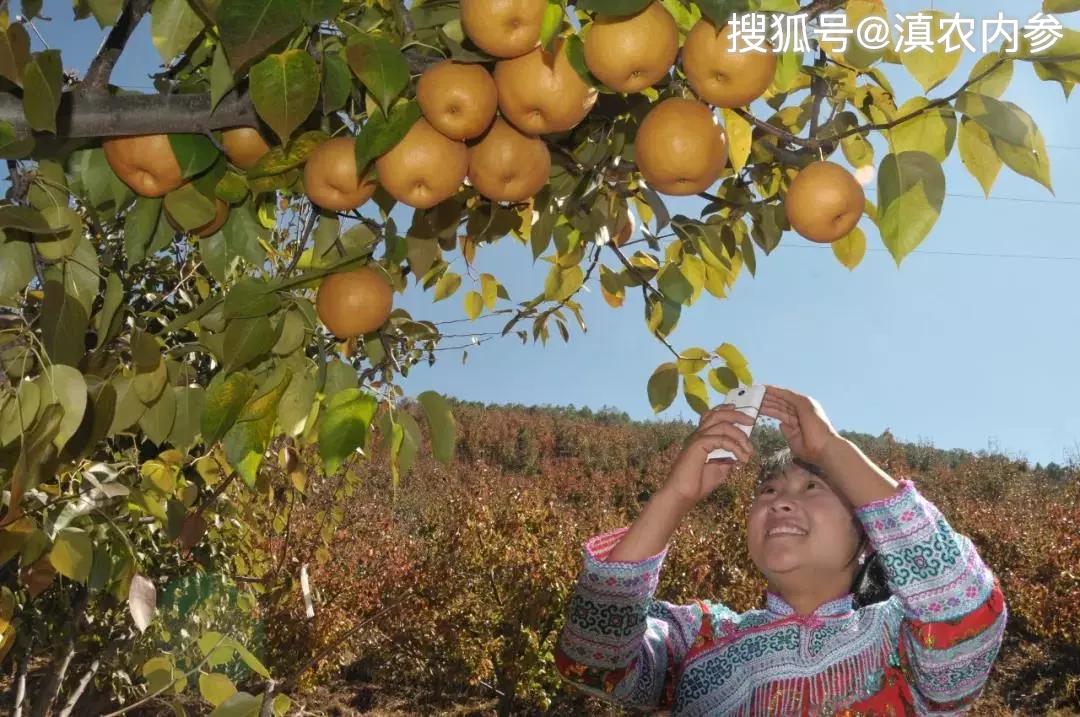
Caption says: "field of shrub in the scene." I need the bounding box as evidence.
[256,398,1080,716]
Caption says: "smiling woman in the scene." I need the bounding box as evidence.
[554,386,1008,716]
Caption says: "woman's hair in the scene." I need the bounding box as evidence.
[756,447,892,608]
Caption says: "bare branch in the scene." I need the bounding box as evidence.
[82,0,152,93]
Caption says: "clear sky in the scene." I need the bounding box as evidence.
[15,0,1080,464]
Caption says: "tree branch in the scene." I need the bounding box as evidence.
[82,0,152,93]
[0,90,257,141]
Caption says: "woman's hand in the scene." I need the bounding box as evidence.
[760,385,842,465]
[662,404,755,506]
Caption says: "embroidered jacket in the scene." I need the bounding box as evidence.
[554,479,1008,716]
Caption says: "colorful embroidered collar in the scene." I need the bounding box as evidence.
[765,591,855,619]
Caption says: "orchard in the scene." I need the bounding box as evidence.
[0,0,1076,713]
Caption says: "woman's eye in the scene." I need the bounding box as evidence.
[806,481,818,490]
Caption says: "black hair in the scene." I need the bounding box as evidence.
[756,447,892,609]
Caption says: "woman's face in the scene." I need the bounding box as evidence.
[747,464,862,584]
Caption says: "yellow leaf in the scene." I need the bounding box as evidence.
[463,291,483,320]
[957,117,1001,198]
[831,226,867,270]
[721,109,752,173]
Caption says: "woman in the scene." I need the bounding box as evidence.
[554,385,1007,715]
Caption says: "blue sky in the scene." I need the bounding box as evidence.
[16,1,1080,464]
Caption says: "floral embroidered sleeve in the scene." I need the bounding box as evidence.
[554,525,734,711]
[856,479,1008,713]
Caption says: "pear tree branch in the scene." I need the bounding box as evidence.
[82,0,152,93]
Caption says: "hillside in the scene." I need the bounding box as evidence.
[244,397,1078,716]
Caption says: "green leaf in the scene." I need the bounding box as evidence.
[221,203,269,265]
[539,0,564,50]
[563,34,598,87]
[109,377,147,434]
[957,118,1001,198]
[300,0,343,23]
[169,386,205,452]
[40,364,88,451]
[897,11,962,92]
[164,183,216,231]
[208,691,262,717]
[355,100,422,171]
[139,385,177,445]
[277,369,316,436]
[967,56,1013,98]
[22,50,62,134]
[0,235,34,303]
[683,374,709,415]
[889,97,956,162]
[210,43,235,110]
[198,632,236,668]
[49,528,93,583]
[417,390,456,464]
[1043,0,1080,12]
[321,50,352,113]
[123,197,162,264]
[217,0,302,72]
[223,316,276,372]
[955,92,1030,147]
[989,106,1053,193]
[151,0,206,64]
[169,133,221,179]
[877,151,945,266]
[40,279,89,367]
[250,50,320,144]
[0,205,53,234]
[647,362,678,413]
[831,226,866,270]
[222,368,292,487]
[202,371,257,444]
[676,347,709,375]
[87,0,124,26]
[0,23,31,86]
[246,130,326,179]
[656,263,692,305]
[199,673,237,707]
[708,366,738,393]
[695,0,750,27]
[433,271,461,301]
[345,34,409,114]
[223,278,281,319]
[318,388,377,473]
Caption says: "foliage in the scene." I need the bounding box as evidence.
[256,401,1080,715]
[0,0,1077,713]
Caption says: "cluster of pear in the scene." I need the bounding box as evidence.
[98,3,869,343]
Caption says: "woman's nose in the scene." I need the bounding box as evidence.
[770,497,795,512]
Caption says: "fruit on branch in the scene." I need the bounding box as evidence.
[460,0,547,58]
[467,117,551,202]
[784,161,865,243]
[166,197,230,237]
[304,136,379,212]
[682,18,778,109]
[583,2,678,94]
[374,118,468,209]
[494,38,599,136]
[102,134,184,197]
[634,97,729,196]
[316,265,395,339]
[221,127,271,170]
[417,60,499,141]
